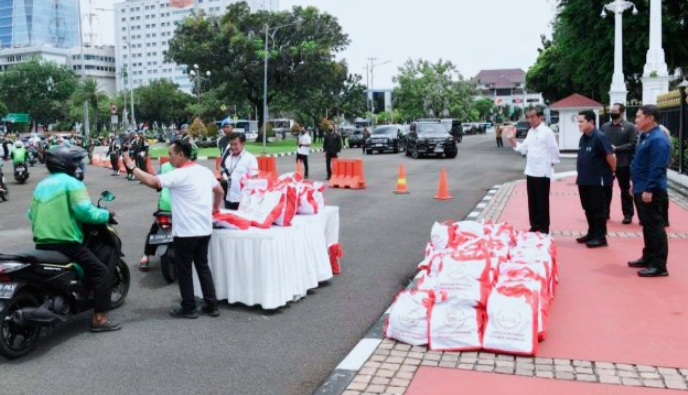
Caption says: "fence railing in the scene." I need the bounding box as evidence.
[658,90,688,174]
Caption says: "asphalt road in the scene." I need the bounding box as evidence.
[0,135,575,395]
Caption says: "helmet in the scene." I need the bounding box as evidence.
[46,145,88,178]
[221,120,232,127]
[14,141,23,148]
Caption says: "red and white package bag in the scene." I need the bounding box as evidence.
[496,276,549,342]
[428,292,484,351]
[296,188,319,214]
[238,189,285,229]
[418,251,445,274]
[385,290,434,346]
[453,221,485,239]
[483,284,540,356]
[273,184,297,226]
[433,255,491,305]
[212,210,252,230]
[240,177,271,193]
[484,222,515,242]
[278,171,304,183]
[429,222,454,251]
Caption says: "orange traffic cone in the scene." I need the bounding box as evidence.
[434,169,452,200]
[296,159,304,177]
[393,163,410,194]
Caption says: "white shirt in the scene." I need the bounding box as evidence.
[297,133,311,155]
[223,149,259,203]
[157,164,220,237]
[513,123,560,178]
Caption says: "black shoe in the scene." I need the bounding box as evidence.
[169,308,198,319]
[201,306,220,317]
[622,216,632,225]
[628,259,648,268]
[576,235,592,244]
[89,319,122,333]
[638,267,669,277]
[586,239,608,248]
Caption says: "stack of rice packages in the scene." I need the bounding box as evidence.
[385,221,557,356]
[212,172,325,230]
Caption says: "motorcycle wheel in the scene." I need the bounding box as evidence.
[110,259,130,309]
[0,293,41,359]
[0,181,8,201]
[160,247,176,284]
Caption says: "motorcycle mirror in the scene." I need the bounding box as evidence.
[101,191,115,202]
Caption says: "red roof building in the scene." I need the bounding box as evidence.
[549,93,603,109]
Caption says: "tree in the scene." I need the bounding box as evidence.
[527,1,688,103]
[473,98,494,121]
[133,79,193,131]
[73,78,109,135]
[393,58,476,120]
[165,2,351,129]
[0,101,7,119]
[0,59,78,130]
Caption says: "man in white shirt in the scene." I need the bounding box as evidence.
[297,127,311,179]
[507,108,561,234]
[123,140,225,319]
[220,132,259,210]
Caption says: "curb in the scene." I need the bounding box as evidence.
[313,183,505,395]
[173,147,343,161]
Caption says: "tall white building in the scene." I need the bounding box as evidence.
[114,0,278,94]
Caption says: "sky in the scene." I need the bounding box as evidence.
[91,0,558,88]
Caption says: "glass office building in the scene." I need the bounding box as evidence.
[0,0,80,49]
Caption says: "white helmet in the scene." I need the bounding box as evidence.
[14,141,23,148]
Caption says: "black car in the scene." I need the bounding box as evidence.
[515,121,530,138]
[405,122,458,159]
[449,120,464,143]
[364,125,403,154]
[348,130,366,148]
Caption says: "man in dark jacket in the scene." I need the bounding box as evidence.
[628,105,671,277]
[323,124,342,181]
[600,103,638,224]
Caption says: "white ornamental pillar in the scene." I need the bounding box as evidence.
[603,0,637,107]
[642,0,670,104]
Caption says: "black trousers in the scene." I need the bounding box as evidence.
[143,222,160,256]
[173,235,217,312]
[526,176,551,234]
[578,185,607,240]
[224,201,239,210]
[136,152,148,174]
[326,153,337,180]
[296,154,309,178]
[604,166,634,219]
[634,191,669,269]
[109,154,119,173]
[496,137,503,147]
[37,243,111,313]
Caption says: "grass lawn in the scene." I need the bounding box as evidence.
[148,140,311,158]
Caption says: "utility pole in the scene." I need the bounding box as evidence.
[367,57,391,114]
[77,0,89,137]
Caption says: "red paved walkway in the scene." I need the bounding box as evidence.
[497,178,688,367]
[407,367,685,395]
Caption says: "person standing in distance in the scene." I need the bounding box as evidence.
[600,103,638,224]
[323,123,342,181]
[219,132,258,210]
[297,126,311,179]
[628,105,671,278]
[217,121,234,155]
[123,140,224,317]
[575,110,616,248]
[506,107,561,234]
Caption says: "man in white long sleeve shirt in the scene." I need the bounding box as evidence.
[507,108,561,234]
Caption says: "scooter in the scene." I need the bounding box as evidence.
[0,165,8,201]
[13,163,29,184]
[148,211,175,283]
[26,147,37,167]
[0,191,130,359]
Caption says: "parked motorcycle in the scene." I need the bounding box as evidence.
[13,163,29,184]
[149,211,175,283]
[0,165,8,201]
[0,191,130,359]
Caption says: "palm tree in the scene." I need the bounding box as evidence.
[74,78,107,136]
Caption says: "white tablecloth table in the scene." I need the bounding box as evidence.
[193,206,340,309]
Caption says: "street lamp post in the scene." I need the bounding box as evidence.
[76,0,89,137]
[678,79,688,174]
[188,64,211,114]
[366,58,391,114]
[261,20,302,155]
[601,0,638,107]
